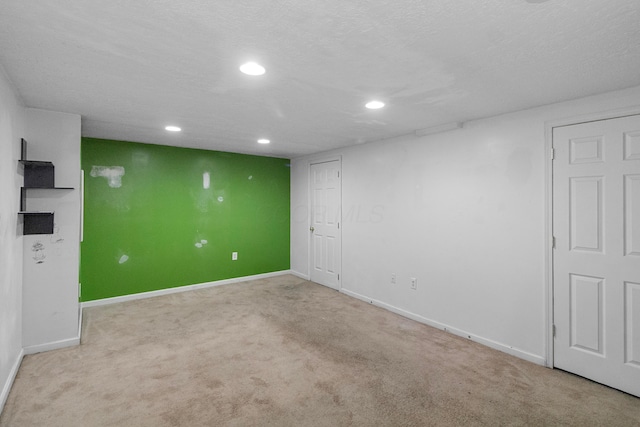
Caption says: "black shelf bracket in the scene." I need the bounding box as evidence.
[18,139,74,235]
[18,212,55,235]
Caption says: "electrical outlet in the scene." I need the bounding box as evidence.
[232,252,238,260]
[410,277,417,290]
[391,274,396,284]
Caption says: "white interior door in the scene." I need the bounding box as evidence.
[553,114,640,397]
[309,160,341,290]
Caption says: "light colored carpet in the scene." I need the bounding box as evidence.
[2,275,639,426]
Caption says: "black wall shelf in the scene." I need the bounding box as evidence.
[18,139,74,235]
[18,212,55,235]
[19,160,55,188]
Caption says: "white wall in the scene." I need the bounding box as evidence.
[291,85,640,364]
[0,67,25,412]
[22,108,81,352]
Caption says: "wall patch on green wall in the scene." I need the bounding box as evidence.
[90,165,125,188]
[81,138,290,302]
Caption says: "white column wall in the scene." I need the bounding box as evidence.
[0,67,25,412]
[22,108,81,351]
[291,85,640,363]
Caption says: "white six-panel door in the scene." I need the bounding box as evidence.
[310,160,341,290]
[553,114,640,397]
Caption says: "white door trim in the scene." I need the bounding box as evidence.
[545,105,640,368]
[307,155,342,289]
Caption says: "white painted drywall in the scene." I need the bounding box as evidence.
[22,108,81,350]
[291,85,640,363]
[0,67,25,412]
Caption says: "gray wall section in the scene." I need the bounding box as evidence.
[22,108,81,350]
[291,85,640,364]
[0,67,25,412]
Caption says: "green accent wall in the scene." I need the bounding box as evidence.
[80,137,290,301]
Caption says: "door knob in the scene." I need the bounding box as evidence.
[310,226,315,232]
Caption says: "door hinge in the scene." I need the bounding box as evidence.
[550,148,555,160]
[552,236,556,249]
[553,324,556,338]
[338,222,340,229]
[337,274,340,281]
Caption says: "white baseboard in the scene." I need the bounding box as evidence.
[81,270,293,308]
[290,270,310,281]
[1,349,24,415]
[340,288,546,366]
[23,336,80,356]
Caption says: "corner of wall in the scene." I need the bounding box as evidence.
[0,64,25,417]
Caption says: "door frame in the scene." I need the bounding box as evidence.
[307,155,342,289]
[545,105,640,368]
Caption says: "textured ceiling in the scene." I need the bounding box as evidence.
[1,0,639,158]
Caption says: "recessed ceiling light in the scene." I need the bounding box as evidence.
[165,126,181,132]
[257,139,270,144]
[365,100,385,110]
[240,62,266,76]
